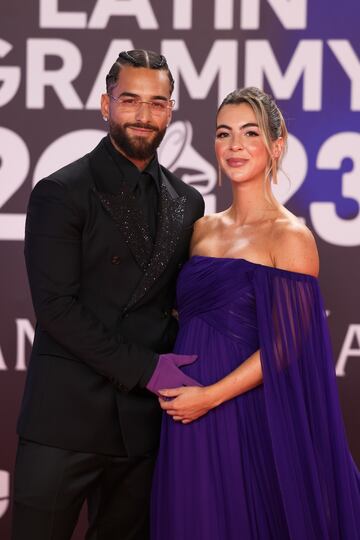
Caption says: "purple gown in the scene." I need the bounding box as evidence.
[151,256,360,540]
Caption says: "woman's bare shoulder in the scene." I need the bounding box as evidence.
[271,210,319,277]
[193,212,224,234]
[190,212,225,252]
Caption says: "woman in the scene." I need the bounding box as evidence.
[150,87,360,539]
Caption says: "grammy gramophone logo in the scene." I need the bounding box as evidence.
[0,470,9,519]
[159,121,217,212]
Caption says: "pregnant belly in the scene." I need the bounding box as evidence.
[173,317,258,386]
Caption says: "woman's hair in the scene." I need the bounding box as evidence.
[106,49,174,95]
[217,87,288,183]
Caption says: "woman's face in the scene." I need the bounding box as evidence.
[215,103,270,185]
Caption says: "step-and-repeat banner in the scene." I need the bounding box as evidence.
[1,1,359,536]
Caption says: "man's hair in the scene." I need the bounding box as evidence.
[106,49,174,95]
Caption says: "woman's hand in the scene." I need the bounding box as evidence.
[159,386,218,424]
[158,351,263,424]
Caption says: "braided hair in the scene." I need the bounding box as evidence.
[105,49,174,95]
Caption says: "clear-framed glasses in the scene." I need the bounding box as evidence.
[109,95,175,116]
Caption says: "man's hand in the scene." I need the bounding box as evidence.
[146,353,201,396]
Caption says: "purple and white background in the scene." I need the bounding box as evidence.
[1,1,359,537]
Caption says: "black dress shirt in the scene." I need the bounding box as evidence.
[104,135,161,240]
[104,136,161,385]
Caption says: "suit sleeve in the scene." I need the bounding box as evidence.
[24,178,156,392]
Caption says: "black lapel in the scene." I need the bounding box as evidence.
[96,189,153,271]
[89,139,154,270]
[124,169,187,311]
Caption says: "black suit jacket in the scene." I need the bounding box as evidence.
[17,138,204,457]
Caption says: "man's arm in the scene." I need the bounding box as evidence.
[25,178,155,392]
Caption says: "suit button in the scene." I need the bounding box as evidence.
[161,310,169,319]
[111,255,121,265]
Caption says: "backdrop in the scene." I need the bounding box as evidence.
[1,1,359,537]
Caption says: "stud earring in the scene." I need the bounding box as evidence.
[103,116,108,122]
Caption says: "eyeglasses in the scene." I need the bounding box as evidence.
[109,95,175,115]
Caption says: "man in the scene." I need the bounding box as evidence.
[12,50,204,540]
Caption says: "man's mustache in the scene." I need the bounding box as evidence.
[124,122,159,132]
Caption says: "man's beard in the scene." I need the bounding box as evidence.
[109,120,167,161]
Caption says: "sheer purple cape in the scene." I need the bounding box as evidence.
[254,266,359,538]
[151,257,360,539]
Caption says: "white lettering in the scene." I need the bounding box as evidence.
[26,39,83,109]
[240,0,260,29]
[328,40,360,111]
[214,0,234,29]
[0,39,21,107]
[336,324,360,376]
[0,128,29,241]
[310,132,360,246]
[162,40,237,107]
[173,0,192,29]
[15,319,34,371]
[266,0,307,29]
[245,40,323,110]
[88,0,158,29]
[241,0,307,29]
[39,0,87,29]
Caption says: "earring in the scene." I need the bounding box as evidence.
[218,163,222,187]
[102,116,108,122]
[271,161,278,184]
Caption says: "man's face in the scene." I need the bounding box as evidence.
[101,66,173,163]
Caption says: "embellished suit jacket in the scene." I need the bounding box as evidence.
[17,137,205,456]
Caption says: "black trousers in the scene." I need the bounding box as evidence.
[11,438,157,540]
